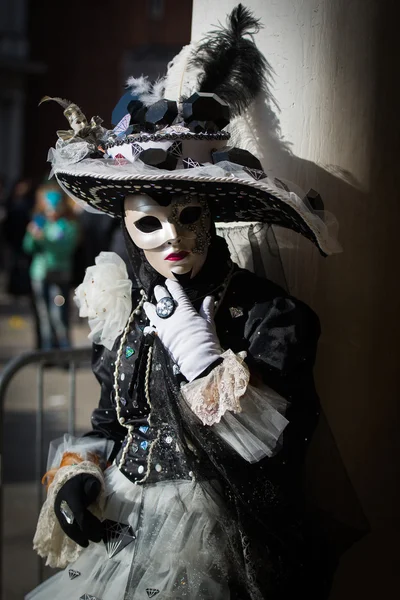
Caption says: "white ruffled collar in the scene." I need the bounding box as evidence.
[74,252,132,350]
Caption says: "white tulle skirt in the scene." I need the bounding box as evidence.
[26,379,289,599]
[26,465,233,600]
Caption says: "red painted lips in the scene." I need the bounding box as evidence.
[165,251,189,261]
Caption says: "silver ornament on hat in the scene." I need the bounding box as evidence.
[39,96,105,146]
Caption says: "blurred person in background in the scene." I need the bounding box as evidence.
[23,183,79,349]
[4,176,36,298]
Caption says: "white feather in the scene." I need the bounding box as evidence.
[229,112,264,160]
[229,95,291,170]
[126,75,151,97]
[163,43,202,102]
[140,76,167,106]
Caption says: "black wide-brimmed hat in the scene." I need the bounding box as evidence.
[44,4,339,256]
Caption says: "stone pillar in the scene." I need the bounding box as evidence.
[192,1,399,597]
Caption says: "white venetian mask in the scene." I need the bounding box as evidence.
[124,194,211,280]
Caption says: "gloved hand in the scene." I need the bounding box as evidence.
[143,279,222,382]
[54,473,104,547]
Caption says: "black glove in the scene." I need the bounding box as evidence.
[54,473,104,547]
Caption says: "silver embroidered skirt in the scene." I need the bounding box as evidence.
[26,464,233,600]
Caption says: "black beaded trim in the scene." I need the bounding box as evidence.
[106,130,230,148]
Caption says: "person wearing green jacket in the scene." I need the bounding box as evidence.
[23,184,79,349]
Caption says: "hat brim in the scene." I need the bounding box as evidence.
[56,168,336,256]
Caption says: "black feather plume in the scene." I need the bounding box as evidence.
[189,4,268,117]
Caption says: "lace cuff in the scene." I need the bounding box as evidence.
[33,461,105,568]
[181,349,250,426]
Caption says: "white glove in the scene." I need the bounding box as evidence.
[143,279,222,382]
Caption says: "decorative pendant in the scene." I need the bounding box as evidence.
[103,519,136,558]
[139,425,149,433]
[125,346,135,358]
[69,569,81,579]
[146,590,160,598]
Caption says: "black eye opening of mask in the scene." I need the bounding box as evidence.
[132,205,204,234]
[179,206,202,225]
[135,216,162,233]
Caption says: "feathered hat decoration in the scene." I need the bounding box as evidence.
[41,4,340,256]
[189,4,267,117]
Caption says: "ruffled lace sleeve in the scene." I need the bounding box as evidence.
[181,349,250,426]
[181,350,289,463]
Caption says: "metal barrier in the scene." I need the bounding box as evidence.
[0,347,92,595]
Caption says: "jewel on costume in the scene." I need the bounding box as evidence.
[79,595,100,600]
[155,297,176,319]
[114,153,129,166]
[168,141,183,159]
[68,569,81,580]
[212,146,264,170]
[102,519,136,558]
[182,92,230,131]
[146,589,160,598]
[139,148,178,171]
[128,100,146,129]
[139,425,149,433]
[60,500,74,525]
[183,157,202,169]
[145,99,178,129]
[243,166,267,181]
[229,306,244,319]
[131,143,143,160]
[112,114,131,136]
[126,347,135,358]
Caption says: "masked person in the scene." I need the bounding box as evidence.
[27,6,343,600]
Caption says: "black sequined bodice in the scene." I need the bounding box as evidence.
[89,268,321,487]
